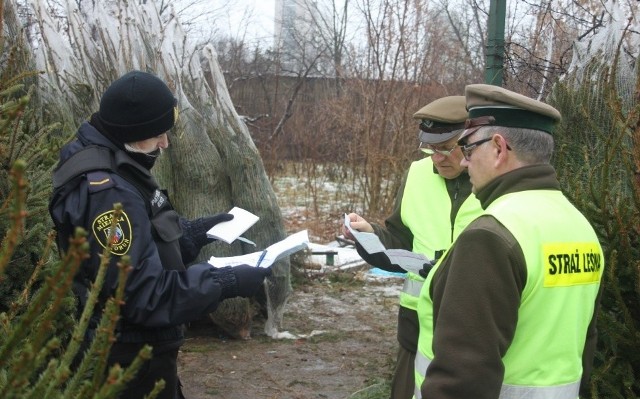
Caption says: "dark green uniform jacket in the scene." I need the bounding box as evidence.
[421,164,602,399]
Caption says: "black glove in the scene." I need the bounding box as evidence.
[418,261,435,279]
[215,265,272,299]
[179,213,234,263]
[419,251,443,278]
[354,244,406,273]
[232,265,272,298]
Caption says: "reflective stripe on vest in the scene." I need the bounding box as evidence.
[399,158,481,311]
[413,351,580,399]
[403,277,423,297]
[413,245,451,395]
[413,351,430,399]
[500,380,580,399]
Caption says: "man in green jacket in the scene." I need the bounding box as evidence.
[343,96,482,399]
[415,84,604,399]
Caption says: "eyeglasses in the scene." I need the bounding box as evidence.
[460,138,493,161]
[419,142,459,157]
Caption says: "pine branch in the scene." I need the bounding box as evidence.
[0,160,27,281]
[0,230,84,397]
[63,204,148,399]
[0,231,79,364]
[7,231,56,320]
[27,358,61,399]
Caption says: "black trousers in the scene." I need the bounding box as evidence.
[108,342,185,399]
[389,345,416,399]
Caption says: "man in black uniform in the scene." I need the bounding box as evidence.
[49,70,270,399]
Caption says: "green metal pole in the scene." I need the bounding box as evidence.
[485,0,506,85]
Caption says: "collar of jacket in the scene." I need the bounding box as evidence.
[475,164,561,209]
[77,121,158,170]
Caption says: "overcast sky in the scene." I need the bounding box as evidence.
[177,0,276,47]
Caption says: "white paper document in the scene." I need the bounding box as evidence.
[383,249,432,274]
[344,214,431,274]
[206,207,259,244]
[343,214,386,254]
[208,230,310,268]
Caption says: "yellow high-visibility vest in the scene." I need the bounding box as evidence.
[399,157,481,310]
[414,189,604,399]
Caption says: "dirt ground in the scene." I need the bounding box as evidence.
[178,269,403,399]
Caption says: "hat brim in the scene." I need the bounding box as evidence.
[458,127,479,143]
[457,116,497,143]
[419,129,463,144]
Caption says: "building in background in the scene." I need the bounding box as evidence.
[274,0,326,76]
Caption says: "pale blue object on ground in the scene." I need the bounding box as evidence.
[368,267,406,278]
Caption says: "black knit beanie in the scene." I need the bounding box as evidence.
[97,70,177,144]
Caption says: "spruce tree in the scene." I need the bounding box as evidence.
[0,5,159,396]
[551,57,640,398]
[0,0,62,313]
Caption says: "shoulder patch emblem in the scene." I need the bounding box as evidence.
[92,210,133,255]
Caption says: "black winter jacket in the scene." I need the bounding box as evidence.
[49,122,234,344]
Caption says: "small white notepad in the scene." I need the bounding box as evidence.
[206,207,259,244]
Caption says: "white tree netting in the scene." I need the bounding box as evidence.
[566,0,638,105]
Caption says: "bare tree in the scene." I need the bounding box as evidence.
[293,0,351,95]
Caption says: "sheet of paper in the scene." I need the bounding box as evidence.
[384,249,431,274]
[208,252,264,268]
[344,213,386,254]
[209,230,310,268]
[206,207,259,244]
[344,214,432,274]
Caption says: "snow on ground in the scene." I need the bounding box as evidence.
[307,238,406,287]
[271,164,405,284]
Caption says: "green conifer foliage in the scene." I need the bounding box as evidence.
[551,57,640,398]
[0,4,160,397]
[0,0,64,313]
[0,162,159,398]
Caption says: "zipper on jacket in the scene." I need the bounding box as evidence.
[450,178,460,241]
